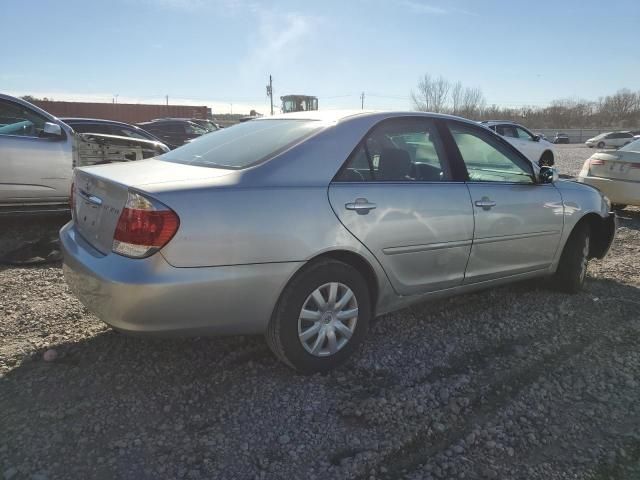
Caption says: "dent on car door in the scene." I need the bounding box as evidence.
[328,117,474,296]
[0,98,71,204]
[446,121,563,283]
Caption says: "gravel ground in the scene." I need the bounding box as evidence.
[2,146,640,479]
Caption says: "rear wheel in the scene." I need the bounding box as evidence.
[266,260,371,373]
[552,223,590,293]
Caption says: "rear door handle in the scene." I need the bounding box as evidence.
[345,198,377,214]
[474,198,496,210]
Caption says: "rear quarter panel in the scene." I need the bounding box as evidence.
[156,186,374,266]
[154,184,396,312]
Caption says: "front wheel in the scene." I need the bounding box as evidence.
[597,141,605,148]
[552,223,590,293]
[266,259,371,373]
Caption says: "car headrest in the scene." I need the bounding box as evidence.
[378,148,411,181]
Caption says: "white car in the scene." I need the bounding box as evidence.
[578,138,640,208]
[585,131,635,149]
[480,121,557,166]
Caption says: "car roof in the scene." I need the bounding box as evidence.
[151,117,211,122]
[479,120,520,126]
[257,109,482,126]
[140,118,199,124]
[61,117,138,127]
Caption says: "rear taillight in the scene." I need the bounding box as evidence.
[631,163,640,169]
[590,159,605,166]
[112,191,179,258]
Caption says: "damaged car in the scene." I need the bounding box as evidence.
[0,93,169,214]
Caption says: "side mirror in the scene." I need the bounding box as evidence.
[42,122,63,138]
[532,135,541,142]
[539,166,559,184]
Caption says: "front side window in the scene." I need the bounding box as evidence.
[335,118,449,182]
[449,122,534,184]
[161,119,324,169]
[515,126,534,141]
[0,99,48,137]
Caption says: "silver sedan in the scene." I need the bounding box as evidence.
[61,110,616,373]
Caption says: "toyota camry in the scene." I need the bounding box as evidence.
[61,110,616,373]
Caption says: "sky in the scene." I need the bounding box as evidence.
[2,0,639,115]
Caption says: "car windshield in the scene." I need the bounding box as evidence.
[619,138,640,153]
[161,119,324,169]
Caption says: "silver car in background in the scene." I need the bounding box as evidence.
[60,111,616,373]
[0,93,169,213]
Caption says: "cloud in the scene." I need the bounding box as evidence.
[239,11,315,79]
[400,1,448,14]
[400,1,478,16]
[132,0,258,14]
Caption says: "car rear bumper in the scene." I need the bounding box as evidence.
[577,175,640,206]
[60,222,302,336]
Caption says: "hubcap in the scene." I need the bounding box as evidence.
[298,282,358,357]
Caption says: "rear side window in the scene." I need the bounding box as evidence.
[335,117,449,182]
[496,125,518,138]
[161,119,324,169]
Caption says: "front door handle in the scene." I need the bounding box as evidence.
[474,198,496,210]
[345,198,377,215]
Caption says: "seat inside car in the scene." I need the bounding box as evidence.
[377,148,412,181]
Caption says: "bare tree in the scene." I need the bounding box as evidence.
[412,74,640,128]
[461,87,485,119]
[431,76,451,113]
[451,81,463,115]
[411,74,451,113]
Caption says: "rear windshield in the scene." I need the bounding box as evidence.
[619,138,640,153]
[160,119,323,169]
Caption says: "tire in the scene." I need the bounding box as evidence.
[597,141,605,148]
[552,223,590,293]
[266,259,371,373]
[539,151,554,167]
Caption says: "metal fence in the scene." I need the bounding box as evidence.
[534,128,625,144]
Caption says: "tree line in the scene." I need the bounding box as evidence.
[411,74,640,129]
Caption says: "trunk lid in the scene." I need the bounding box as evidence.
[588,151,640,182]
[73,159,235,254]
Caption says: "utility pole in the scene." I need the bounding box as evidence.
[165,94,169,106]
[266,75,274,115]
[360,92,365,109]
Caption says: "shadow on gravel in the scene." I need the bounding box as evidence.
[0,213,70,265]
[616,207,640,232]
[2,276,640,479]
